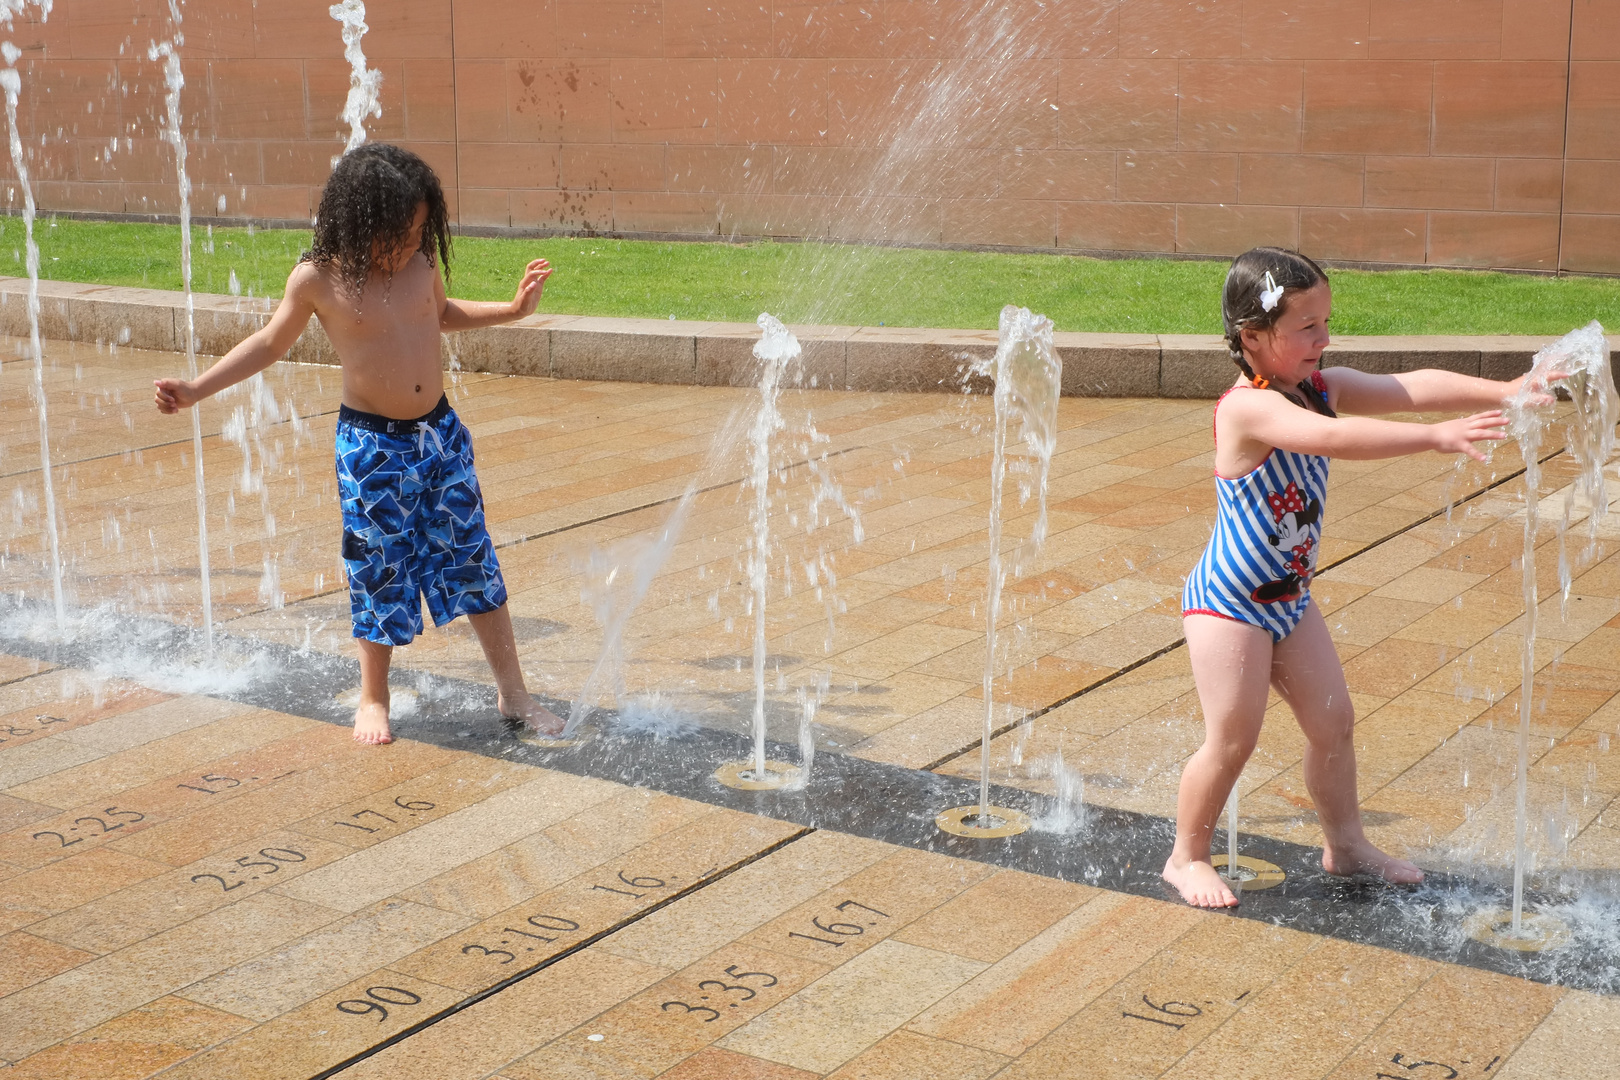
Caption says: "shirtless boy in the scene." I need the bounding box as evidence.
[155,143,563,744]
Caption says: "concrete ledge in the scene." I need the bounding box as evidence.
[0,277,1592,399]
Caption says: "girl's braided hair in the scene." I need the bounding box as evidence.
[301,143,452,298]
[1220,246,1329,381]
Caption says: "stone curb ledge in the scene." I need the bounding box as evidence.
[0,277,1586,399]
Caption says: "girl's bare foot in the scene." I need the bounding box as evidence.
[1163,855,1240,908]
[1322,840,1424,883]
[353,699,393,745]
[500,692,564,736]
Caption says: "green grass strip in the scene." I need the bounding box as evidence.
[4,216,1617,336]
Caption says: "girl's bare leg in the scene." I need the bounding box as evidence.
[468,604,564,735]
[1270,603,1423,883]
[355,638,394,745]
[1165,613,1274,907]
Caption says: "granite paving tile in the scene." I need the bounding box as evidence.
[274,770,623,914]
[27,830,352,955]
[718,939,987,1074]
[907,892,1204,1057]
[330,951,668,1080]
[990,916,1316,1080]
[0,995,254,1080]
[1493,989,1620,1080]
[0,891,340,1063]
[392,808,800,994]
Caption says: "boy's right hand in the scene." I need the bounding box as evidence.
[1433,410,1509,461]
[153,378,198,413]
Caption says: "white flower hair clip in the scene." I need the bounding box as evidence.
[1259,271,1284,313]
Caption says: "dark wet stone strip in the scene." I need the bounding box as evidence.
[1,597,1613,998]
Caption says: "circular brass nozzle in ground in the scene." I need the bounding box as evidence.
[1463,909,1572,953]
[714,760,802,791]
[936,805,1032,838]
[1211,854,1286,891]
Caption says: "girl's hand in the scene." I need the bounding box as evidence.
[1503,370,1565,407]
[153,377,198,413]
[509,258,552,318]
[1433,410,1509,460]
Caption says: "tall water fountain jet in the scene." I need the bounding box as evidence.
[706,313,861,791]
[746,313,799,782]
[937,305,1060,838]
[1496,322,1616,939]
[0,4,63,632]
[150,1,213,650]
[329,0,381,159]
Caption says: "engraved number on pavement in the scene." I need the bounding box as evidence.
[662,965,779,1022]
[1,713,67,742]
[787,899,889,947]
[332,796,437,834]
[190,846,306,891]
[461,914,582,965]
[1122,994,1207,1030]
[32,806,145,848]
[590,870,669,900]
[336,985,422,1023]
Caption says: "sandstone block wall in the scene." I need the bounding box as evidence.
[0,0,1615,273]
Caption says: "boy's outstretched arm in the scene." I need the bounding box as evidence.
[154,266,319,413]
[1324,366,1553,416]
[438,258,551,332]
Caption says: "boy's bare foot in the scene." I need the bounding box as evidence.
[1322,840,1424,884]
[1163,855,1240,908]
[499,692,564,736]
[353,699,393,745]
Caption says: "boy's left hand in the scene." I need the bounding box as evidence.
[509,259,552,319]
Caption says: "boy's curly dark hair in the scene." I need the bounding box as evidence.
[301,143,451,297]
[1221,246,1329,380]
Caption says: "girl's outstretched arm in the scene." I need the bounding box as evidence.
[1323,366,1539,416]
[154,265,318,413]
[1222,386,1509,463]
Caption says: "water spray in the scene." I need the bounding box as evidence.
[1496,321,1615,940]
[0,3,63,632]
[150,1,213,651]
[938,304,1059,839]
[329,0,381,160]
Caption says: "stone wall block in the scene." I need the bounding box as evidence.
[1055,333,1161,397]
[0,292,24,338]
[1478,335,1557,382]
[446,323,552,378]
[1325,337,1481,376]
[79,297,178,352]
[845,328,997,394]
[550,318,699,383]
[185,298,274,358]
[1157,335,1236,398]
[696,322,852,389]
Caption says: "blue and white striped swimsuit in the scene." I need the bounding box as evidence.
[1182,385,1331,642]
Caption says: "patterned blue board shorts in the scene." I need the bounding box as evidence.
[335,397,507,646]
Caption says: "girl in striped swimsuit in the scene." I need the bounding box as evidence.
[1165,247,1545,908]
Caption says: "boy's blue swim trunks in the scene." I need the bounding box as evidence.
[335,396,507,646]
